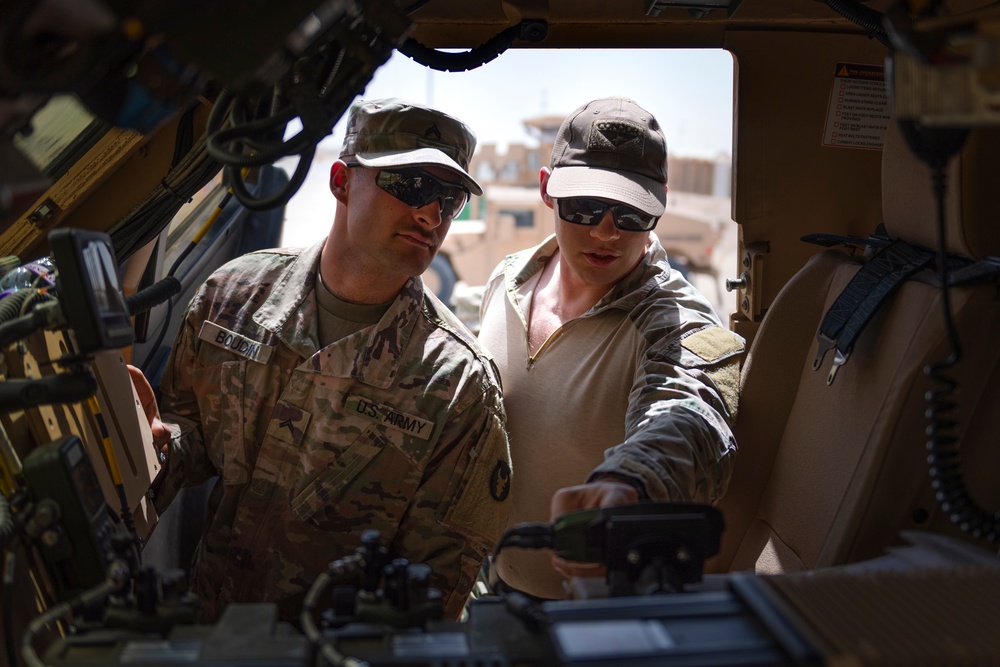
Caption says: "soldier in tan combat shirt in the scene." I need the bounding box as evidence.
[129,98,512,623]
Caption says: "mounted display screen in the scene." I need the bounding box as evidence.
[49,228,133,353]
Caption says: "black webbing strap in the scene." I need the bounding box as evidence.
[813,239,934,384]
[946,256,1000,287]
[801,232,892,250]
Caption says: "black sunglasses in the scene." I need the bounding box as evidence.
[344,161,470,219]
[557,197,659,232]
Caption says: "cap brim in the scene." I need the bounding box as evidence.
[354,148,483,196]
[547,166,665,216]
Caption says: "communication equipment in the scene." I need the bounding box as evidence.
[49,228,133,355]
[21,435,116,596]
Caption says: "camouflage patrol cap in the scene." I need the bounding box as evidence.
[548,96,667,216]
[341,98,483,195]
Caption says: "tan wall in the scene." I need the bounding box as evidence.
[443,197,553,285]
[452,121,734,287]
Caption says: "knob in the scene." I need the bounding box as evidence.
[726,272,750,292]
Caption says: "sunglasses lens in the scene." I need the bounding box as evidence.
[377,170,423,207]
[615,209,658,231]
[558,198,607,225]
[377,169,469,219]
[559,198,658,231]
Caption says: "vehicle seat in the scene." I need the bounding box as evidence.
[707,121,1000,574]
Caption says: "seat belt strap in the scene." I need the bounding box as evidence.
[801,232,892,251]
[813,240,933,383]
[946,256,1000,287]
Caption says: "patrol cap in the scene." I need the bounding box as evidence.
[340,97,483,195]
[547,96,668,216]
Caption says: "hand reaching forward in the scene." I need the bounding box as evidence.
[127,364,172,457]
[549,480,639,580]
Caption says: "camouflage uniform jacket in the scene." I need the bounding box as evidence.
[155,241,511,622]
[479,234,744,597]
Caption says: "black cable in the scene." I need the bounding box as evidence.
[171,106,197,168]
[22,575,120,667]
[109,135,222,262]
[822,0,892,49]
[397,20,548,73]
[490,523,552,561]
[403,0,433,14]
[0,306,51,350]
[203,5,410,212]
[226,147,314,211]
[0,289,33,324]
[923,165,1000,542]
[893,118,1000,540]
[125,277,181,316]
[135,227,203,371]
[300,556,367,667]
[0,492,14,550]
[3,545,17,667]
[138,301,171,373]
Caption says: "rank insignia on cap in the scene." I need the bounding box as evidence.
[490,460,511,502]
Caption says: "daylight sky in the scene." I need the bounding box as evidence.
[280,47,734,246]
[319,47,734,158]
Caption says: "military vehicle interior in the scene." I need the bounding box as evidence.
[2,1,1000,665]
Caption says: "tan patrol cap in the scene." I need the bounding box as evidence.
[340,98,483,195]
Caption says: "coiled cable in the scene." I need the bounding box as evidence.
[924,164,1000,542]
[822,0,892,48]
[397,19,548,73]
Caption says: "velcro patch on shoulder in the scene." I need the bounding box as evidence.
[446,417,511,547]
[681,326,744,364]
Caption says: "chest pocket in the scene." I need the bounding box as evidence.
[289,425,389,524]
[190,358,251,486]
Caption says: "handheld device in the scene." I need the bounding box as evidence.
[22,435,116,597]
[49,227,133,354]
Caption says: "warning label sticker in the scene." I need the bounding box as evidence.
[822,62,890,150]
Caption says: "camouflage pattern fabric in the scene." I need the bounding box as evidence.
[155,241,510,622]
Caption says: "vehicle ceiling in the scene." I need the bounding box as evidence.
[0,0,989,265]
[406,0,903,47]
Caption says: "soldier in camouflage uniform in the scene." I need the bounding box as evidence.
[132,98,511,623]
[477,97,744,600]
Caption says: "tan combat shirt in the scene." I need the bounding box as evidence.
[155,241,511,622]
[479,235,743,599]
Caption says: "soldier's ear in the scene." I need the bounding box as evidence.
[330,160,351,201]
[539,167,555,210]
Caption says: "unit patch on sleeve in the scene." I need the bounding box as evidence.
[490,460,512,502]
[199,320,275,364]
[344,395,435,441]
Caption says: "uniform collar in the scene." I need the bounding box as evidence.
[504,233,670,313]
[253,240,425,387]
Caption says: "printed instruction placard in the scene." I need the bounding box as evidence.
[822,62,890,150]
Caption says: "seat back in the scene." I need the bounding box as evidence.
[708,122,1000,574]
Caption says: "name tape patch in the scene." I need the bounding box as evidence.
[199,321,274,364]
[345,394,434,441]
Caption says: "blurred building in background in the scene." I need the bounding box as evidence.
[434,115,737,331]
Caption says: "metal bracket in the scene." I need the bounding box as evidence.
[730,242,768,321]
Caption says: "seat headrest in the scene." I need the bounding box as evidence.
[882,121,1000,260]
